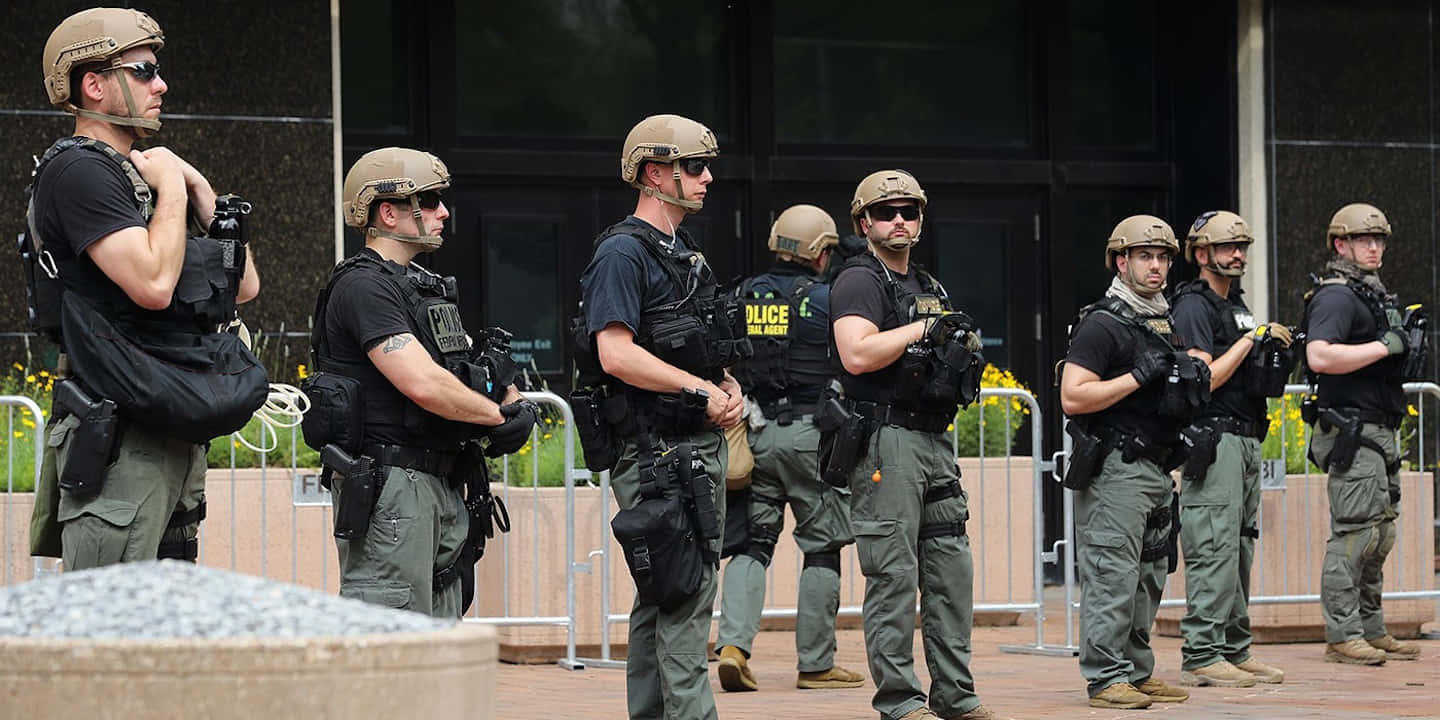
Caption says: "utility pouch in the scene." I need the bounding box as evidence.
[893,345,931,406]
[570,387,619,472]
[611,493,704,611]
[1062,422,1104,491]
[819,410,871,488]
[1320,409,1363,472]
[300,371,364,454]
[1244,338,1294,398]
[324,444,381,540]
[1121,433,1152,465]
[673,442,721,553]
[1180,424,1220,485]
[643,310,712,373]
[53,379,119,498]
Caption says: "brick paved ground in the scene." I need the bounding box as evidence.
[496,611,1439,720]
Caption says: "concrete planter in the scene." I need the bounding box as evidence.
[1155,471,1436,642]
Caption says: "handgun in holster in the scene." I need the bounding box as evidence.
[322,444,382,540]
[1317,408,1363,472]
[1179,424,1220,486]
[1062,422,1105,491]
[52,379,120,498]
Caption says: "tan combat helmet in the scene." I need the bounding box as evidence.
[1186,210,1254,277]
[342,147,452,248]
[621,114,718,213]
[1327,203,1391,251]
[850,170,927,248]
[43,7,165,137]
[768,204,839,262]
[1105,214,1178,271]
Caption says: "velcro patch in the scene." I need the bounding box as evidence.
[745,300,790,337]
[427,303,469,353]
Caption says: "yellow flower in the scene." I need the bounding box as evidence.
[11,363,22,372]
[542,433,552,440]
[296,364,309,380]
[12,431,22,438]
[545,417,554,425]
[946,423,955,432]
[38,370,48,378]
[1407,404,1419,417]
[25,375,35,384]
[21,418,34,428]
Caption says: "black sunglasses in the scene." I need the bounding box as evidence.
[680,158,710,176]
[868,204,920,222]
[104,61,161,83]
[417,190,444,210]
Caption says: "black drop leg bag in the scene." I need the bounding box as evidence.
[611,493,704,611]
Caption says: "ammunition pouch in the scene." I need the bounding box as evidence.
[1062,422,1109,491]
[60,293,268,444]
[1179,424,1220,486]
[1244,336,1295,398]
[52,379,120,499]
[300,371,364,455]
[1158,352,1211,420]
[571,386,625,472]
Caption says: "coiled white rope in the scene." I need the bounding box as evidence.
[230,383,310,453]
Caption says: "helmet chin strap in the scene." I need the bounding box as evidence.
[638,161,703,213]
[367,194,443,249]
[1121,270,1164,298]
[73,71,162,138]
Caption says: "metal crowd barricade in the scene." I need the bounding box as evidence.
[574,387,1062,668]
[1061,382,1440,644]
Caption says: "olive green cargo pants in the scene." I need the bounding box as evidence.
[1180,432,1261,670]
[1075,451,1173,696]
[1311,422,1400,644]
[53,415,207,570]
[848,425,978,720]
[611,428,727,720]
[334,465,469,619]
[717,417,854,671]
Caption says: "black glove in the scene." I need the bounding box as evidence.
[923,312,981,350]
[1130,350,1172,387]
[484,401,538,457]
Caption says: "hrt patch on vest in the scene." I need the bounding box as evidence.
[1231,309,1256,332]
[1146,318,1173,336]
[911,295,944,318]
[745,300,790,337]
[427,303,469,353]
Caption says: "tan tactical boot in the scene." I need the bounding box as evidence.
[1134,677,1190,702]
[716,645,758,692]
[1367,634,1421,660]
[945,705,999,720]
[796,664,865,689]
[897,708,942,720]
[1325,639,1387,665]
[1234,657,1285,683]
[1088,682,1153,709]
[1178,660,1257,688]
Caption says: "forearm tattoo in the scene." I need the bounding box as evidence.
[381,334,414,354]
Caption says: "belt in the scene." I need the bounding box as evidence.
[1200,417,1266,439]
[759,399,819,420]
[850,401,952,434]
[1322,406,1402,430]
[363,444,457,476]
[1096,427,1178,467]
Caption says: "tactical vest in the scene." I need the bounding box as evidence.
[311,252,474,450]
[1065,297,1184,441]
[732,266,829,415]
[1169,279,1269,419]
[834,253,970,414]
[21,137,244,343]
[1299,272,1409,416]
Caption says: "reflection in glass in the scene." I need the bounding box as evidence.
[774,1,1028,148]
[1068,0,1156,151]
[456,1,729,139]
[483,217,562,373]
[340,0,408,134]
[934,221,1009,367]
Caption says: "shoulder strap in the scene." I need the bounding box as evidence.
[309,252,393,366]
[593,219,696,299]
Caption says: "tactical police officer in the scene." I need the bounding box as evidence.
[1060,216,1208,709]
[714,205,864,694]
[830,170,995,720]
[27,7,262,569]
[309,147,534,618]
[573,114,745,720]
[1303,203,1424,664]
[1170,211,1289,687]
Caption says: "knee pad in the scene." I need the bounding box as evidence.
[802,550,841,575]
[156,538,199,562]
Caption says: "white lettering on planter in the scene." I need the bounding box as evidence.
[1259,460,1287,490]
[293,472,332,507]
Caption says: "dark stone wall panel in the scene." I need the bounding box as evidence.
[0,1,331,118]
[1272,0,1430,142]
[1272,145,1434,319]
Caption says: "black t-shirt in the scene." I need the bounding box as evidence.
[1065,310,1181,444]
[1171,287,1266,423]
[579,217,687,338]
[1307,284,1406,416]
[321,249,425,446]
[831,262,922,333]
[34,145,147,269]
